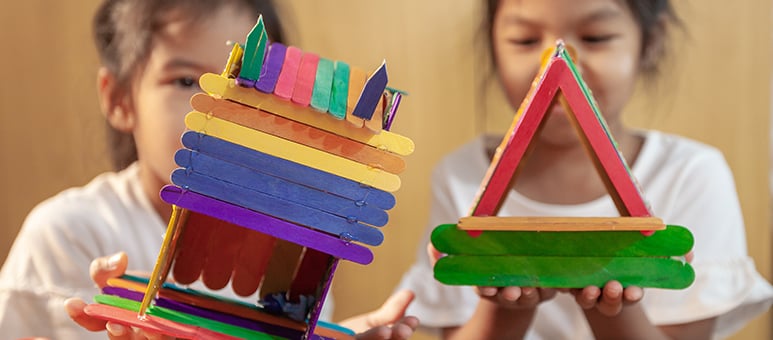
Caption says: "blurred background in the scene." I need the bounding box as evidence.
[0,1,769,339]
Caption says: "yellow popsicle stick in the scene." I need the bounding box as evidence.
[199,73,414,156]
[139,205,187,316]
[186,111,401,192]
[457,216,666,231]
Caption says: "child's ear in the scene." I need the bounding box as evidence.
[641,15,668,72]
[97,67,136,132]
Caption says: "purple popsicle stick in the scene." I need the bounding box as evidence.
[159,185,374,264]
[255,43,287,93]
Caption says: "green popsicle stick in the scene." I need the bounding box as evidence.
[434,255,694,289]
[431,224,693,257]
[94,294,282,339]
[311,58,334,112]
[329,61,350,119]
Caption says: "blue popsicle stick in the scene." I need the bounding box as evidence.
[170,170,384,246]
[160,186,375,264]
[175,149,389,226]
[181,131,395,209]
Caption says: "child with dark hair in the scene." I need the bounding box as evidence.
[0,1,417,339]
[395,0,773,338]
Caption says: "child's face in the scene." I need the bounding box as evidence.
[492,0,644,146]
[130,7,256,194]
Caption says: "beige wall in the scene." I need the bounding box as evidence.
[0,1,769,339]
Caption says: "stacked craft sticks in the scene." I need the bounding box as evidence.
[85,15,414,340]
[431,42,694,290]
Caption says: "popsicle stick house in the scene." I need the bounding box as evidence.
[84,16,413,339]
[431,42,695,289]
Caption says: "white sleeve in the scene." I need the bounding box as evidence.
[0,201,104,340]
[643,149,773,337]
[394,161,479,329]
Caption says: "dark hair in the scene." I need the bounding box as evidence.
[93,0,286,170]
[482,0,681,75]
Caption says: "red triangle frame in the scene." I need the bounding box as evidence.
[468,44,651,236]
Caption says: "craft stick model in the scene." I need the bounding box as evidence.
[83,15,413,340]
[432,41,694,289]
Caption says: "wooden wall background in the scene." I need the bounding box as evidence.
[0,1,769,339]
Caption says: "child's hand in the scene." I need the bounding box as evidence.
[568,281,644,317]
[428,243,558,310]
[477,286,558,310]
[338,290,419,340]
[64,252,173,340]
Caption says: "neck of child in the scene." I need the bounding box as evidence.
[511,125,643,205]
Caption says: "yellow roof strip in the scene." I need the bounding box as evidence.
[199,73,414,156]
[185,111,401,192]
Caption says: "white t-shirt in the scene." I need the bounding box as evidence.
[0,162,336,339]
[0,163,166,340]
[397,130,773,339]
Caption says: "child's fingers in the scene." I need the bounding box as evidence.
[596,281,623,316]
[64,297,107,332]
[476,286,498,297]
[426,243,443,266]
[90,252,128,288]
[623,286,644,304]
[575,286,601,310]
[390,316,420,339]
[368,290,415,326]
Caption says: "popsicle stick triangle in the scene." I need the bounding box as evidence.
[467,42,651,237]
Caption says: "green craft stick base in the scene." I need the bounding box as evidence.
[434,256,695,289]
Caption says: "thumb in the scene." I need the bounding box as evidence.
[366,290,415,327]
[426,243,443,267]
[90,252,128,288]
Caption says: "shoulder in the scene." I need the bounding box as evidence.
[6,164,153,270]
[433,135,490,181]
[638,130,727,169]
[635,130,732,189]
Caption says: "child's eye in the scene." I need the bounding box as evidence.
[582,35,615,44]
[509,38,540,46]
[173,77,198,89]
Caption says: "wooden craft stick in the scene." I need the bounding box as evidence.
[181,131,396,210]
[199,217,244,291]
[238,16,268,81]
[311,57,334,112]
[139,205,186,316]
[363,94,384,133]
[171,212,216,285]
[457,216,665,231]
[174,150,390,226]
[159,186,375,264]
[329,61,350,119]
[259,240,303,297]
[189,94,407,174]
[200,73,415,156]
[273,46,303,99]
[468,46,652,237]
[292,52,319,106]
[85,302,237,340]
[346,67,368,127]
[231,230,276,297]
[557,48,651,218]
[288,248,331,301]
[434,255,695,289]
[254,42,286,93]
[170,170,387,245]
[99,289,306,340]
[185,111,401,192]
[431,224,693,257]
[101,277,354,339]
[220,43,243,79]
[352,61,388,120]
